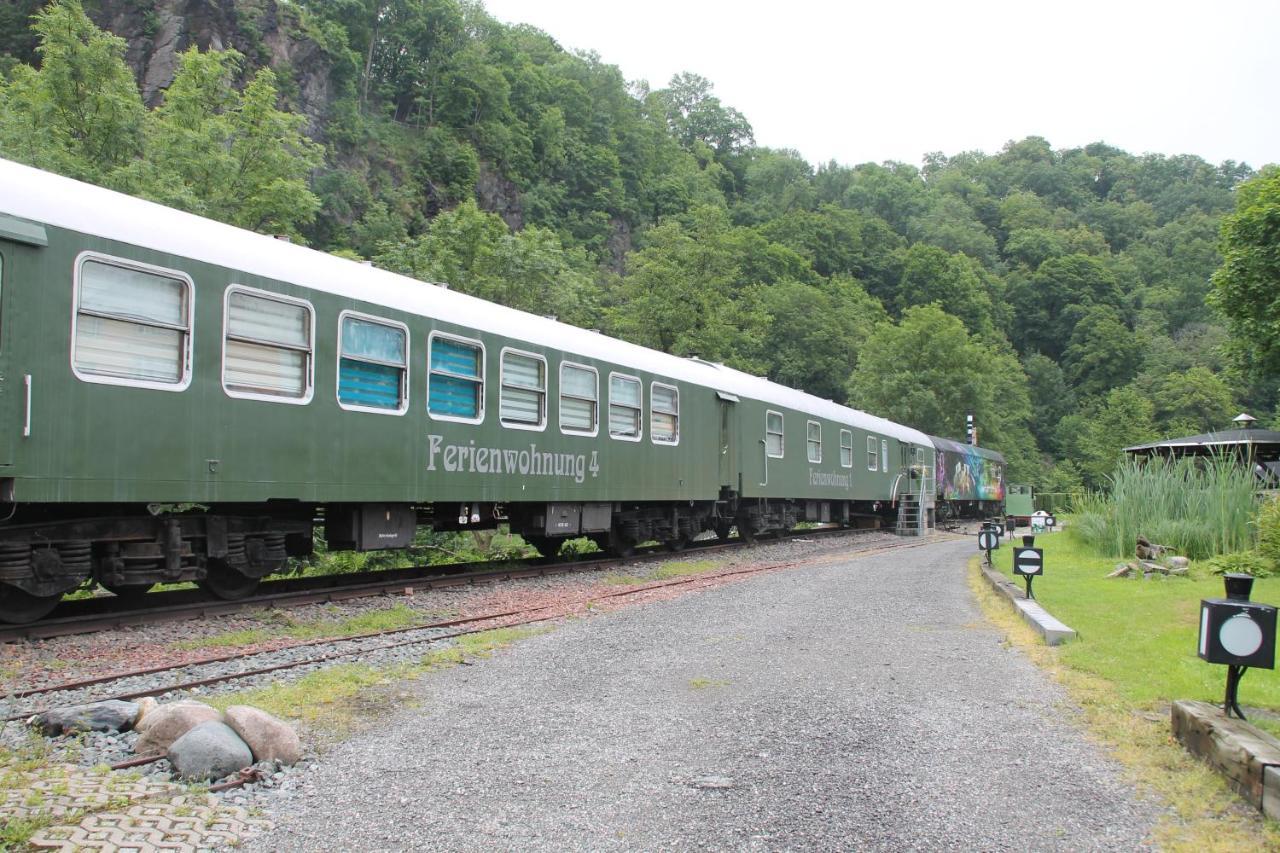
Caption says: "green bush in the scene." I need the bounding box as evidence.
[1257,494,1280,565]
[1206,551,1275,578]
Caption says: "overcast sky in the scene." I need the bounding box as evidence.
[480,0,1278,171]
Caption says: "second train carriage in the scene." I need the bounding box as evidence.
[0,158,938,622]
[930,435,1006,520]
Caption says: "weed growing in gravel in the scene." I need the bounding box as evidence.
[689,678,730,689]
[603,560,723,585]
[170,604,430,650]
[206,626,555,742]
[0,737,88,849]
[970,555,1280,851]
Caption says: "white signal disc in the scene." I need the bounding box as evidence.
[1220,614,1264,657]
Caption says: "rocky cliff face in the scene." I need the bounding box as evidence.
[90,0,333,135]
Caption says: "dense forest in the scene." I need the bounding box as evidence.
[1,0,1277,493]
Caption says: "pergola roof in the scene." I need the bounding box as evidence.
[1125,429,1280,454]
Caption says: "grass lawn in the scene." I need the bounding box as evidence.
[992,528,1279,717]
[976,526,1280,850]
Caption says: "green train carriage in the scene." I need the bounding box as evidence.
[0,157,934,623]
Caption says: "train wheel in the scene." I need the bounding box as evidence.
[198,559,260,601]
[606,529,636,558]
[663,534,690,553]
[736,518,756,545]
[523,535,560,558]
[0,584,60,624]
[101,582,154,601]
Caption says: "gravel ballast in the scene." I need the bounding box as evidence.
[248,537,1161,850]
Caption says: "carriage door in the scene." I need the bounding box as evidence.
[0,218,43,468]
[0,247,9,466]
[717,392,739,492]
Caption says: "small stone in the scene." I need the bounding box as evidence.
[167,721,253,781]
[30,700,141,736]
[224,705,302,765]
[135,700,222,755]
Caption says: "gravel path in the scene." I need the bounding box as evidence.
[249,536,1160,850]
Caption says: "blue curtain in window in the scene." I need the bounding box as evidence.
[430,338,481,417]
[339,358,401,409]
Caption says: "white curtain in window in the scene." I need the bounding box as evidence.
[502,354,544,424]
[229,292,309,347]
[75,316,182,382]
[81,261,185,326]
[767,413,784,457]
[651,385,678,442]
[560,366,597,431]
[226,339,307,397]
[609,377,641,437]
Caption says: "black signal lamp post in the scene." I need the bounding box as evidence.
[1197,573,1277,720]
[1012,538,1044,599]
[978,522,1000,566]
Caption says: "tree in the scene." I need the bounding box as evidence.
[116,48,324,238]
[846,305,1037,478]
[374,200,601,329]
[1009,254,1124,359]
[755,277,886,402]
[1061,305,1144,400]
[1151,367,1236,435]
[1071,387,1159,488]
[0,0,144,180]
[1023,353,1076,454]
[894,244,1002,336]
[1209,168,1280,380]
[657,72,753,162]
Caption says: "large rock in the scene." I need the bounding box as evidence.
[224,705,303,765]
[167,721,253,781]
[134,700,221,755]
[29,700,140,736]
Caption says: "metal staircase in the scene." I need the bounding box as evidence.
[895,493,922,536]
[894,460,935,537]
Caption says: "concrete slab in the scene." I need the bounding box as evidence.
[979,563,1077,645]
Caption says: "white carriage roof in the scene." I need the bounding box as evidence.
[1,157,930,445]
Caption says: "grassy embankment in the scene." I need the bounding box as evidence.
[975,528,1280,850]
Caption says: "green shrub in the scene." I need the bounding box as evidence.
[1256,494,1280,565]
[1206,551,1275,578]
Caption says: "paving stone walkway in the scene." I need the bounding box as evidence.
[2,763,270,852]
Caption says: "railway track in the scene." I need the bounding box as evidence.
[0,526,881,644]
[3,531,946,724]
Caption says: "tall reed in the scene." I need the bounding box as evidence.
[1069,455,1259,559]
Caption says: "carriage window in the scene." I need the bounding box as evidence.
[74,256,192,389]
[882,439,888,473]
[338,314,407,413]
[224,289,312,401]
[609,374,642,439]
[866,435,878,471]
[840,429,853,468]
[500,350,546,428]
[766,411,784,458]
[651,383,679,444]
[428,334,483,421]
[807,421,822,463]
[560,363,598,435]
